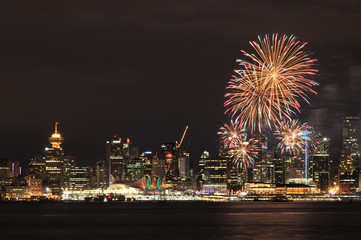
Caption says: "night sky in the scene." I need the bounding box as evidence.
[1,0,361,167]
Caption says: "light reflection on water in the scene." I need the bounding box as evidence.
[0,202,360,240]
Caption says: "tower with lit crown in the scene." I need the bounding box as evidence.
[49,122,63,149]
[45,122,65,194]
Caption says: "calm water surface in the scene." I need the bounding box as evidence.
[1,202,361,240]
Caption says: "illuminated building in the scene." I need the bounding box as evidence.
[0,159,11,184]
[178,151,190,179]
[253,162,269,183]
[11,161,21,178]
[343,116,360,167]
[96,161,107,188]
[288,155,305,184]
[125,158,144,181]
[68,167,90,190]
[151,155,166,178]
[0,159,22,187]
[273,152,284,184]
[227,159,241,193]
[45,122,65,194]
[339,149,357,193]
[245,183,319,196]
[218,136,227,158]
[253,150,275,184]
[26,176,42,196]
[28,155,46,181]
[199,151,208,175]
[197,151,209,190]
[5,186,30,200]
[160,142,180,180]
[63,156,76,187]
[312,137,331,192]
[202,158,227,194]
[140,152,153,176]
[106,136,130,186]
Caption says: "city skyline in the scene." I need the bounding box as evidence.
[1,1,361,166]
[2,2,361,239]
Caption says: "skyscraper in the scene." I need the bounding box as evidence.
[96,161,107,188]
[125,158,144,181]
[178,152,190,179]
[140,151,153,177]
[0,159,11,185]
[106,136,130,186]
[28,155,46,181]
[160,142,180,180]
[63,156,76,187]
[68,167,91,189]
[339,149,357,193]
[312,137,331,192]
[343,116,360,167]
[45,122,64,194]
[151,155,166,178]
[203,158,227,194]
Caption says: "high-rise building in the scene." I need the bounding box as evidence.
[151,155,166,178]
[160,142,180,180]
[0,159,11,185]
[273,151,284,184]
[140,152,153,177]
[125,158,144,181]
[202,158,227,194]
[227,159,241,193]
[343,116,360,167]
[96,161,107,188]
[63,156,76,187]
[199,151,209,175]
[28,155,46,181]
[106,136,130,186]
[197,151,209,190]
[339,149,357,193]
[68,167,90,189]
[26,176,42,196]
[253,161,269,183]
[45,122,65,194]
[178,152,190,179]
[218,136,227,158]
[312,137,331,192]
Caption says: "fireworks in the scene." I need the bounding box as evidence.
[218,120,246,148]
[275,120,308,155]
[225,64,293,133]
[228,137,260,169]
[225,33,318,133]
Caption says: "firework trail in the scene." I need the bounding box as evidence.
[275,120,308,155]
[228,137,260,169]
[225,33,318,133]
[218,120,246,149]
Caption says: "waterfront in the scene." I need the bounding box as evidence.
[1,202,361,240]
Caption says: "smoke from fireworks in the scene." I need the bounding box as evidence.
[225,33,318,133]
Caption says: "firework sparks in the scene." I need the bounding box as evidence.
[218,120,246,148]
[275,120,308,155]
[228,137,260,169]
[225,34,318,132]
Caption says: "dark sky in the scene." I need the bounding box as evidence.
[1,0,361,167]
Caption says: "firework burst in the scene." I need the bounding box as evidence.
[225,33,318,133]
[275,120,308,155]
[228,137,260,169]
[218,120,246,148]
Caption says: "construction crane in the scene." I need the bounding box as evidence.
[176,125,189,149]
